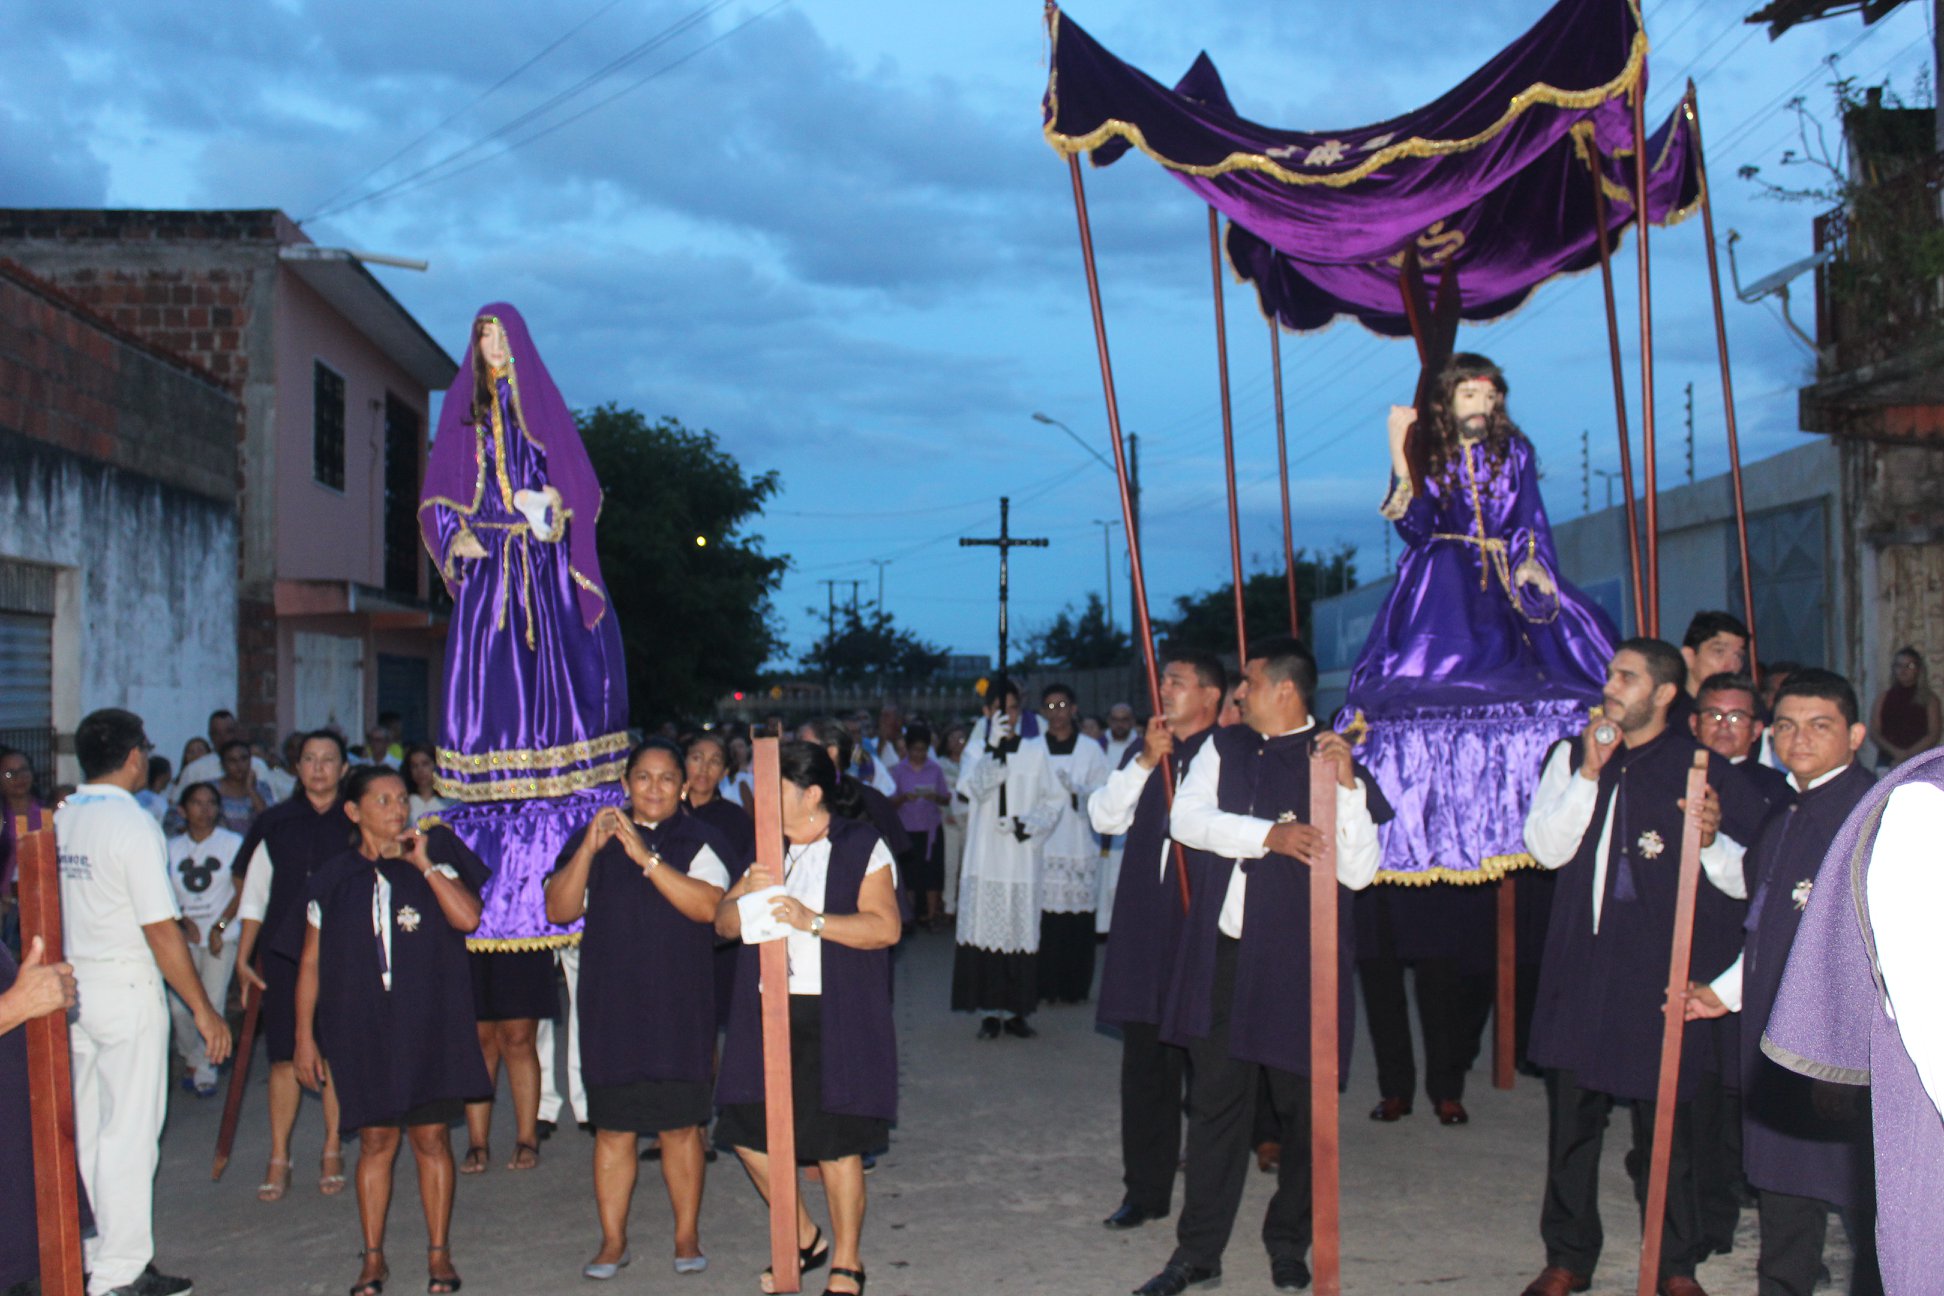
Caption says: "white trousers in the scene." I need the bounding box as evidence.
[535,944,585,1123]
[71,964,169,1295]
[167,939,236,1079]
[941,818,966,915]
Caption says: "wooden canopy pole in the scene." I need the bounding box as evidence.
[1635,754,1709,1296]
[15,816,85,1296]
[1065,153,1190,912]
[1686,84,1761,673]
[1306,757,1342,1296]
[1588,145,1649,635]
[1493,878,1517,1090]
[1208,207,1249,663]
[1631,86,1663,636]
[1269,322,1300,636]
[210,962,263,1178]
[752,737,801,1293]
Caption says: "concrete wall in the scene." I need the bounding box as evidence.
[271,265,429,592]
[0,264,240,779]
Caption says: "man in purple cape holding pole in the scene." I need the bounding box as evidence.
[419,303,628,1171]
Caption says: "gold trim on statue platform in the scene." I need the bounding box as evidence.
[1374,850,1540,886]
[437,732,632,775]
[466,932,583,953]
[434,760,626,803]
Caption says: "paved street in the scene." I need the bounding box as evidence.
[147,929,1800,1295]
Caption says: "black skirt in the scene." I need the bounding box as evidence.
[715,996,890,1163]
[469,949,560,1022]
[899,831,944,894]
[949,944,1037,1018]
[588,1080,713,1135]
[364,1097,467,1130]
[263,953,298,1064]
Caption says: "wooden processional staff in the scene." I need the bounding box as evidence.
[750,737,803,1293]
[15,814,85,1296]
[1636,753,1709,1296]
[211,961,264,1179]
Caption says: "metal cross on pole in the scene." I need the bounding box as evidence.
[959,496,1049,679]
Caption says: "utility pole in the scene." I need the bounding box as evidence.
[816,579,844,686]
[959,496,1049,679]
[1581,428,1591,514]
[1684,382,1695,484]
[1091,518,1120,631]
[869,559,892,613]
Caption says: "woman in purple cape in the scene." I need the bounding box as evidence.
[1342,353,1618,880]
[418,303,629,1173]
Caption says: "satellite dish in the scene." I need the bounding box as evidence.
[1726,230,1828,353]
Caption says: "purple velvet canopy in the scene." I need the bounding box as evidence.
[1042,0,1701,336]
[420,301,611,628]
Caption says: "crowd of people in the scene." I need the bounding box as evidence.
[1,627,1940,1296]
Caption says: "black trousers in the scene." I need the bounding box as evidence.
[1757,1189,1882,1296]
[1540,1068,1704,1281]
[1171,938,1313,1271]
[1690,1065,1744,1254]
[1038,910,1097,1004]
[1119,1020,1187,1215]
[1357,952,1490,1103]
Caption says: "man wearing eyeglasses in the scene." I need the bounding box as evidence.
[1685,672,1792,1262]
[1684,669,1883,1294]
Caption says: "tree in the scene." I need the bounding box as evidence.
[803,606,947,683]
[577,405,788,722]
[1021,592,1132,669]
[1157,546,1358,656]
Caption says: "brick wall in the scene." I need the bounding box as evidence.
[0,261,235,503]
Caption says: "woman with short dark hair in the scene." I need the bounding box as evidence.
[715,740,901,1296]
[546,739,730,1280]
[291,763,490,1296]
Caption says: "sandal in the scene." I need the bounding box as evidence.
[759,1228,829,1294]
[458,1145,489,1176]
[350,1246,388,1296]
[426,1243,461,1294]
[257,1157,293,1202]
[824,1266,866,1296]
[320,1151,348,1196]
[507,1141,539,1171]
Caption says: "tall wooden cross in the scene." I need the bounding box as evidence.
[750,738,802,1293]
[959,496,1048,679]
[15,814,85,1296]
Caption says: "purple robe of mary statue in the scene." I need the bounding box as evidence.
[418,303,628,947]
[1341,363,1618,882]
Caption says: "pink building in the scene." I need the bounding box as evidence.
[0,210,458,749]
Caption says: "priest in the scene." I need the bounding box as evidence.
[1088,650,1224,1232]
[1135,636,1390,1296]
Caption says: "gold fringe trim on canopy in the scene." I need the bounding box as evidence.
[1041,2,1647,190]
[1374,850,1542,887]
[466,932,583,953]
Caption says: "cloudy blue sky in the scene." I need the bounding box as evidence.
[6,0,1934,665]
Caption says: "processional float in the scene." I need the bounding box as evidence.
[1041,1,1754,1292]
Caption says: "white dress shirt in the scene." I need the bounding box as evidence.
[1867,779,1944,1116]
[1705,762,1848,1012]
[1089,758,1162,879]
[1169,720,1382,939]
[1522,741,1746,937]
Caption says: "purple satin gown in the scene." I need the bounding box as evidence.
[1342,435,1617,880]
[420,304,629,947]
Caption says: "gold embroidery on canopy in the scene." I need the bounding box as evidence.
[1041,2,1649,190]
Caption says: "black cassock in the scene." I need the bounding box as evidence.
[287,828,493,1132]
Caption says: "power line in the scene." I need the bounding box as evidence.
[307,0,777,221]
[302,0,634,219]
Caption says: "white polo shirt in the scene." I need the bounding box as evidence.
[56,783,179,968]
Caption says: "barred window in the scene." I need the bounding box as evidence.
[313,360,345,490]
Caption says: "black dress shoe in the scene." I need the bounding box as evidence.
[535,1119,556,1142]
[1433,1099,1469,1126]
[1271,1255,1311,1290]
[1368,1097,1412,1122]
[578,1121,594,1135]
[977,1017,1002,1040]
[1002,1017,1037,1039]
[1132,1262,1220,1296]
[1102,1201,1165,1229]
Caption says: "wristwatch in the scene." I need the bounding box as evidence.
[809,914,826,940]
